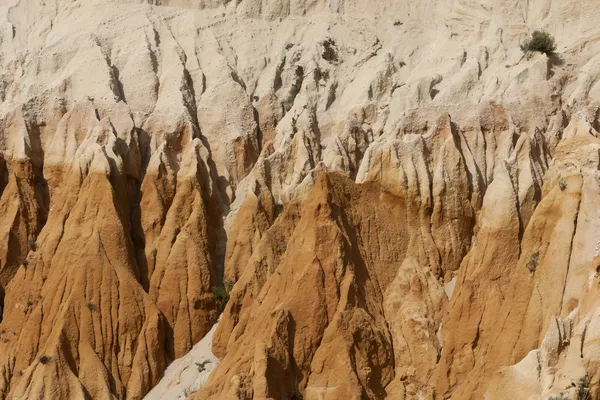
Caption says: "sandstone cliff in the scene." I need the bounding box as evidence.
[1,0,600,399]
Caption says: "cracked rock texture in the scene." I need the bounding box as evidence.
[1,0,600,399]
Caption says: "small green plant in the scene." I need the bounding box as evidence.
[321,38,338,62]
[87,302,96,311]
[39,355,50,364]
[26,299,33,307]
[528,251,539,272]
[212,285,230,304]
[576,374,591,400]
[552,374,593,400]
[195,359,211,373]
[559,180,567,191]
[521,30,557,55]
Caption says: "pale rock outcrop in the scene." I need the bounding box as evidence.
[436,116,600,399]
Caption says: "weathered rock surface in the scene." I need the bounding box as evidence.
[1,0,600,399]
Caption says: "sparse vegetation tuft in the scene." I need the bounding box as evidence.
[321,38,338,62]
[212,285,230,305]
[39,355,50,364]
[212,278,236,306]
[521,30,557,55]
[18,257,29,268]
[528,251,539,272]
[575,374,591,400]
[195,359,211,373]
[549,374,592,400]
[87,302,96,311]
[559,180,567,191]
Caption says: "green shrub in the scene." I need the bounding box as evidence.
[195,359,211,373]
[550,374,592,400]
[212,285,230,304]
[576,374,591,400]
[39,355,50,364]
[528,251,539,272]
[559,180,567,191]
[521,30,557,55]
[213,279,236,305]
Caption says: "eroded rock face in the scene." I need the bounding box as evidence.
[2,0,600,399]
[0,112,168,399]
[200,173,406,399]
